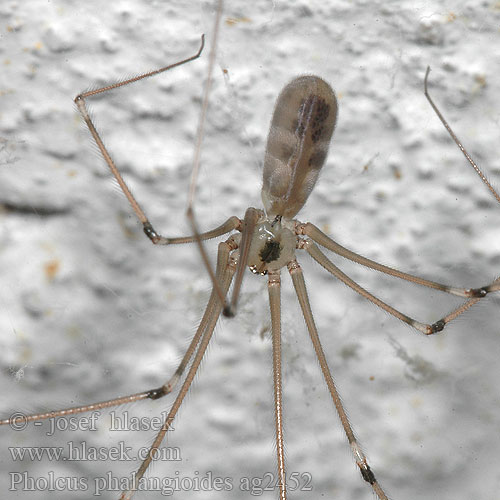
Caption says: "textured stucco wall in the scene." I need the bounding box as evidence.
[1,1,500,499]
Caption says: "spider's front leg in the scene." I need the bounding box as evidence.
[73,35,239,248]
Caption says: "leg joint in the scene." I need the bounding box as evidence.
[143,222,163,244]
[430,319,445,334]
[358,462,376,485]
[147,387,167,400]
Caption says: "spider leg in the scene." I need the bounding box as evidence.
[144,216,241,245]
[119,236,236,500]
[75,1,230,311]
[74,35,205,240]
[424,67,500,294]
[424,66,500,205]
[185,0,227,310]
[288,259,389,500]
[301,238,480,335]
[300,222,492,299]
[0,234,240,428]
[224,207,261,317]
[268,270,287,500]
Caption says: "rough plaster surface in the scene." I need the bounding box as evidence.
[1,1,500,499]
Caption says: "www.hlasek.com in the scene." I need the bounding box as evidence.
[9,471,313,496]
[9,440,181,462]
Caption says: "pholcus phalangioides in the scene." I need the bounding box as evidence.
[1,1,500,499]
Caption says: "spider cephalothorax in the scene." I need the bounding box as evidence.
[248,215,296,275]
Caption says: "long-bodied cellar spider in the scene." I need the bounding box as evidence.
[1,1,500,499]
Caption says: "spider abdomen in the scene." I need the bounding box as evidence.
[262,75,338,219]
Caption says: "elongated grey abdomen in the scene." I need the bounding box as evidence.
[262,75,338,219]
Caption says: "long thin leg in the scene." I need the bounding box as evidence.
[75,1,230,310]
[424,66,500,205]
[424,66,500,293]
[120,237,236,500]
[224,207,261,317]
[301,239,480,335]
[288,259,388,500]
[299,222,490,299]
[74,36,205,243]
[148,215,241,245]
[268,270,287,500]
[0,234,240,428]
[185,0,228,309]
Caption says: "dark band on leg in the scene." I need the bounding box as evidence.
[359,462,376,485]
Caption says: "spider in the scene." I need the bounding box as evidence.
[1,2,499,499]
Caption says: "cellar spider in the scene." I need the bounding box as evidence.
[2,1,500,499]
